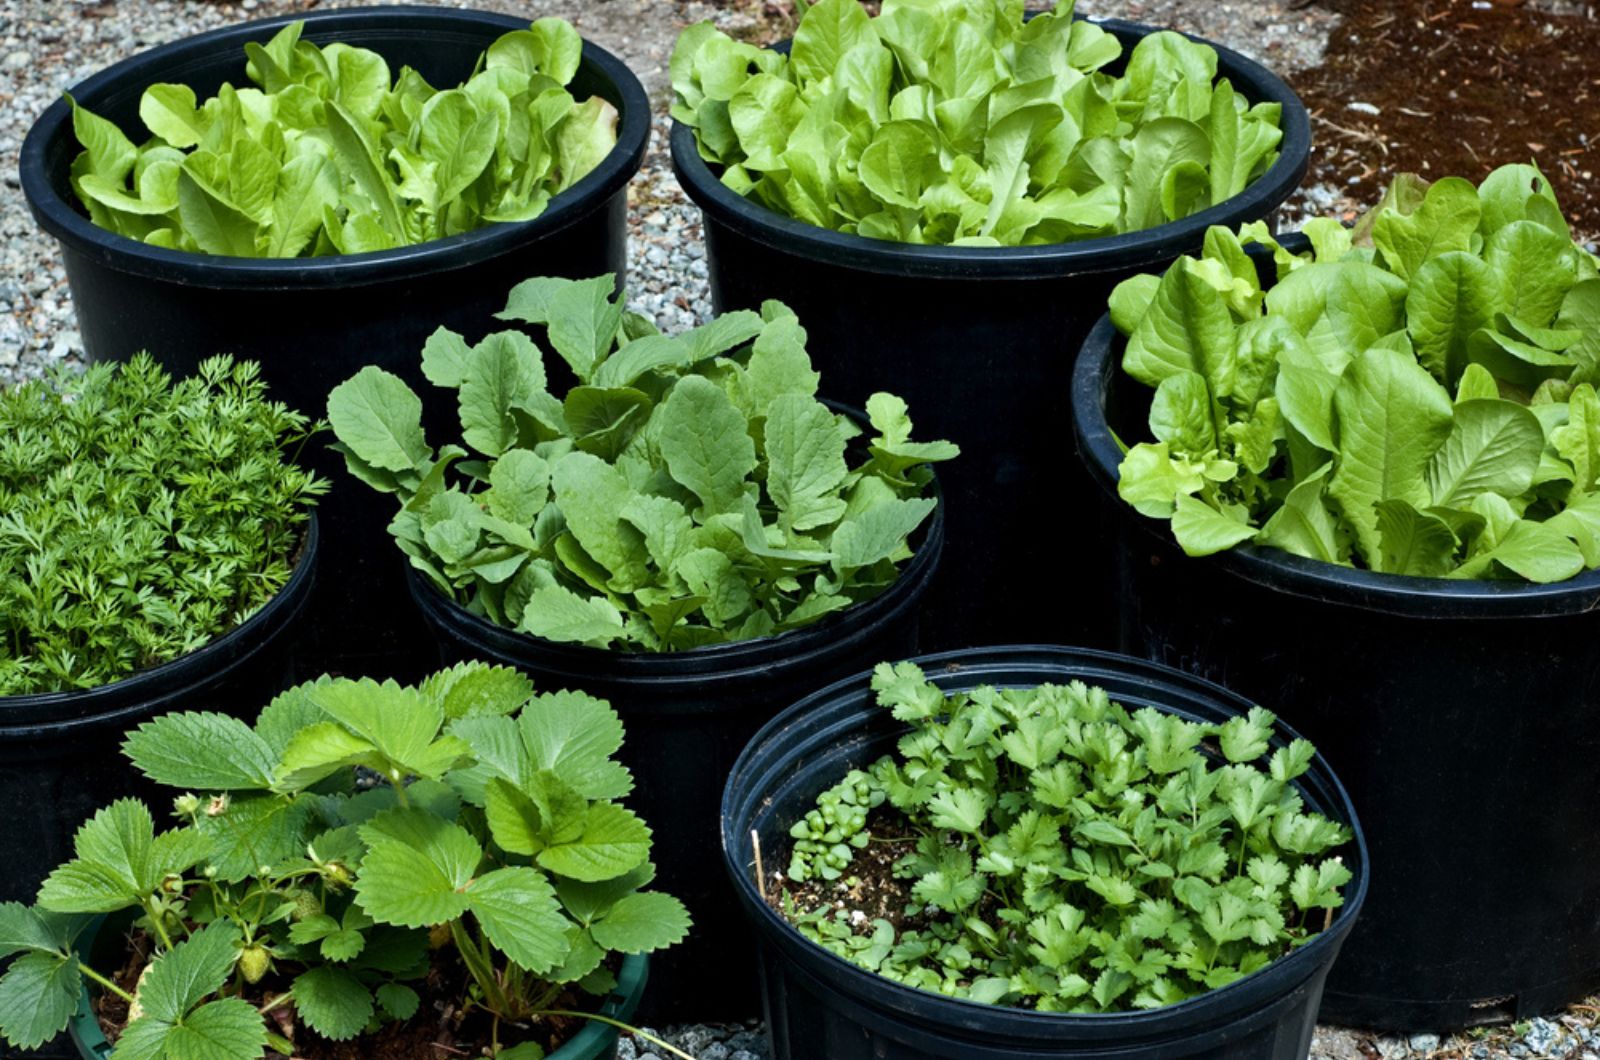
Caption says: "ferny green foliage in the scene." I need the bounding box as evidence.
[0,354,323,695]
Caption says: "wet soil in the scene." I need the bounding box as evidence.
[1294,0,1600,239]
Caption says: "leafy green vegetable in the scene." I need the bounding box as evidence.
[0,662,688,1056]
[67,18,617,256]
[0,355,324,695]
[1110,163,1600,581]
[671,0,1283,246]
[781,662,1352,1011]
[328,276,956,651]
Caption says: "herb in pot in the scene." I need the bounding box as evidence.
[778,661,1352,1012]
[1109,163,1600,579]
[0,354,324,696]
[327,275,957,651]
[0,662,692,1058]
[670,0,1283,246]
[67,18,618,256]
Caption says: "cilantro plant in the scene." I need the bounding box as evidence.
[67,18,618,256]
[781,662,1353,1012]
[671,0,1283,246]
[0,354,324,696]
[0,662,692,1059]
[327,275,956,651]
[1110,163,1600,580]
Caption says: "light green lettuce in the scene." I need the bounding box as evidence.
[671,0,1282,246]
[1111,163,1600,582]
[68,18,617,256]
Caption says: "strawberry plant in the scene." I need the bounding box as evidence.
[779,662,1352,1012]
[327,275,956,651]
[0,354,324,695]
[1110,163,1600,580]
[671,0,1284,246]
[0,662,691,1058]
[67,18,617,256]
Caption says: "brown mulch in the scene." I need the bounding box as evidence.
[1294,0,1600,239]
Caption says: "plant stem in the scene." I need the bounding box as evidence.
[78,964,136,1005]
[142,900,175,951]
[539,1011,700,1060]
[450,919,510,1015]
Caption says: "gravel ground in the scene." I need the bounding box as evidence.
[1,2,1596,1059]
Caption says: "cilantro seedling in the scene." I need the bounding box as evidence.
[328,275,958,651]
[781,662,1353,1012]
[0,354,324,695]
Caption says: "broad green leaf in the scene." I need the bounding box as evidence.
[463,866,569,973]
[137,922,241,1024]
[176,169,257,257]
[1372,175,1481,282]
[656,375,758,516]
[520,585,626,647]
[123,713,276,791]
[765,395,850,531]
[832,497,934,570]
[1406,251,1498,386]
[1426,399,1543,508]
[1170,495,1256,557]
[328,367,430,473]
[519,690,633,800]
[292,967,372,1041]
[354,810,481,926]
[459,331,546,457]
[536,803,652,882]
[1327,347,1455,566]
[1374,500,1457,577]
[590,892,692,954]
[0,952,79,1050]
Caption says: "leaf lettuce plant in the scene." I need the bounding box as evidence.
[328,275,956,651]
[1110,163,1600,581]
[68,18,617,256]
[671,0,1282,246]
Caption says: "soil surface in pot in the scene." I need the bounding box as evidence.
[89,927,601,1060]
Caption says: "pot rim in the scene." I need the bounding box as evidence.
[0,514,319,727]
[18,5,651,290]
[669,16,1311,281]
[1068,242,1600,618]
[720,645,1369,1040]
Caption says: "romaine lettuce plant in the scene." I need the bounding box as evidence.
[1110,163,1600,581]
[0,354,324,695]
[780,662,1352,1012]
[67,18,617,256]
[0,662,691,1059]
[327,275,956,651]
[671,0,1282,246]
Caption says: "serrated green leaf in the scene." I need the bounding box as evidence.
[589,891,691,954]
[123,713,276,791]
[535,803,652,882]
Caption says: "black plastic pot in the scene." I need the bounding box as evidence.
[1072,307,1600,1031]
[0,520,317,1060]
[409,500,944,1022]
[670,18,1309,652]
[722,645,1367,1059]
[19,6,650,680]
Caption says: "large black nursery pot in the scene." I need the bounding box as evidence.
[19,6,651,681]
[410,501,944,1022]
[1073,311,1600,1031]
[723,645,1367,1059]
[0,520,317,1060]
[670,18,1309,652]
